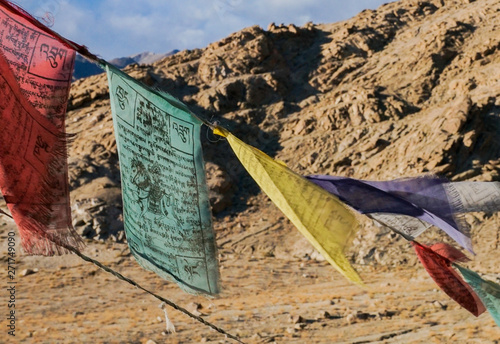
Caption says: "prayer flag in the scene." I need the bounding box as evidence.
[307,175,473,252]
[446,181,500,213]
[456,265,500,327]
[370,213,431,239]
[214,127,362,285]
[0,1,82,255]
[412,242,485,316]
[106,64,220,295]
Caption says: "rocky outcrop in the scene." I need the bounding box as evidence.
[65,0,500,266]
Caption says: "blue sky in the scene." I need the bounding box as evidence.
[15,0,392,59]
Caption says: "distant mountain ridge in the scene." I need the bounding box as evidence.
[72,50,179,80]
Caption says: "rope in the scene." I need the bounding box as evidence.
[0,208,11,218]
[68,246,245,343]
[0,211,245,343]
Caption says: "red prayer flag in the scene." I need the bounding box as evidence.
[0,1,83,254]
[412,242,485,316]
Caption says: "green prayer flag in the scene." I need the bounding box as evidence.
[106,64,219,295]
[456,265,500,327]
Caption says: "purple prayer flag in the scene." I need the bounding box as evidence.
[306,175,473,253]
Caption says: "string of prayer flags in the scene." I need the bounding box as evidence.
[106,63,220,295]
[455,265,500,327]
[1,1,498,339]
[412,242,485,316]
[214,127,363,285]
[306,175,474,252]
[0,1,82,255]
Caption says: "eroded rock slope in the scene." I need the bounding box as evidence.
[66,0,500,270]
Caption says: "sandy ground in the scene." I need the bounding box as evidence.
[1,214,499,344]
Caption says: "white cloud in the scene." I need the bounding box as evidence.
[14,0,392,59]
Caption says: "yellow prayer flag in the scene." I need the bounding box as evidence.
[217,128,363,285]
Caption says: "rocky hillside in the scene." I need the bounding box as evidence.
[66,0,500,271]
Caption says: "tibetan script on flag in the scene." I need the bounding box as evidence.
[106,64,220,295]
[0,1,81,255]
[307,175,474,252]
[214,127,363,285]
[446,181,500,214]
[0,5,74,128]
[412,242,485,316]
